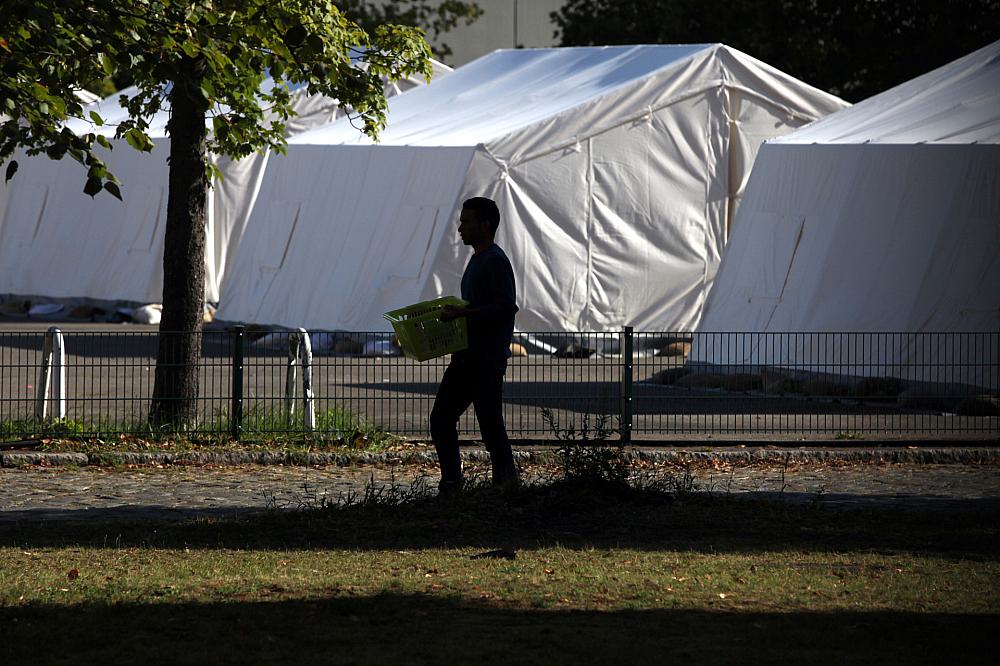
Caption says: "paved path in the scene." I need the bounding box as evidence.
[1,461,998,524]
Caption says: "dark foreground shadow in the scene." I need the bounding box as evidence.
[0,594,992,665]
[3,484,998,558]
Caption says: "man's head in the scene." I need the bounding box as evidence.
[458,197,500,248]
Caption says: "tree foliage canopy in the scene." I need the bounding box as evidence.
[1,0,433,196]
[551,0,999,102]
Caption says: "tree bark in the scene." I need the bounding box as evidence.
[149,61,210,427]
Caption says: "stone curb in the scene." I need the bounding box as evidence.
[1,447,997,468]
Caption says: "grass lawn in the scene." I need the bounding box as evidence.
[1,478,997,664]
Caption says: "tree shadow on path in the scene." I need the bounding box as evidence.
[3,482,998,559]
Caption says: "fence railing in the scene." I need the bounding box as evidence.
[1,328,997,440]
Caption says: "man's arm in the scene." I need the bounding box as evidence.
[440,303,493,321]
[440,255,516,322]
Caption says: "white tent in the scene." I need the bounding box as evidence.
[217,44,847,331]
[692,41,1000,388]
[0,61,451,305]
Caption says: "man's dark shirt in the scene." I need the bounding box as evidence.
[459,243,517,363]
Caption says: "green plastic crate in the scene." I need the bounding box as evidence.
[383,296,470,362]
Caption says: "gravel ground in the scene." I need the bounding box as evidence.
[1,460,998,525]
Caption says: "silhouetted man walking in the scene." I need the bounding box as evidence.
[431,197,519,496]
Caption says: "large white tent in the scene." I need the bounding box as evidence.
[692,41,1000,388]
[0,61,451,305]
[217,44,847,331]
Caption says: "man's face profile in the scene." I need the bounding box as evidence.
[458,207,488,246]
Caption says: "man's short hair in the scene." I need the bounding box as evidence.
[462,197,501,235]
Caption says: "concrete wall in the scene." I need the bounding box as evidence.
[412,0,566,67]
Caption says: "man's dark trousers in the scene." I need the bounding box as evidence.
[430,354,517,488]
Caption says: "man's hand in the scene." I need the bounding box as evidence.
[440,304,467,322]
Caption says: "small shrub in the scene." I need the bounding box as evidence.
[541,408,628,486]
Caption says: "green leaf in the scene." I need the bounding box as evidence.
[125,129,142,151]
[83,175,102,197]
[38,102,49,115]
[103,181,122,200]
[5,160,17,182]
[45,143,67,160]
[182,40,200,58]
[284,24,308,47]
[96,134,111,149]
[124,128,153,152]
[89,111,104,126]
[100,53,115,76]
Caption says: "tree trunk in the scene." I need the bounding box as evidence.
[149,62,210,428]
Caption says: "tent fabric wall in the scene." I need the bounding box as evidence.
[0,139,170,302]
[220,44,847,331]
[692,41,1000,389]
[218,145,475,330]
[0,62,450,305]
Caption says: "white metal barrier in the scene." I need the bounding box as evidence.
[34,326,66,420]
[284,328,315,430]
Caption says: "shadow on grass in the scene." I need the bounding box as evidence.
[1,593,993,665]
[3,482,999,558]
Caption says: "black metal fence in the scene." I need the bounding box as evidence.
[1,328,997,440]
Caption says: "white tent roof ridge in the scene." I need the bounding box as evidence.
[506,77,834,170]
[293,44,845,161]
[771,39,1000,145]
[485,43,847,168]
[291,44,719,147]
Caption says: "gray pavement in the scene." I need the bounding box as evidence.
[1,455,998,524]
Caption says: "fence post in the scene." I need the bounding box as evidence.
[298,328,315,431]
[231,326,244,440]
[621,326,633,445]
[34,327,66,421]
